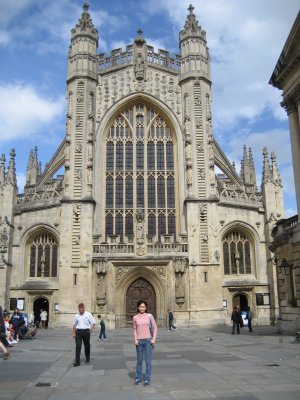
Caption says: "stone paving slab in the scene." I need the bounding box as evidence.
[0,325,300,400]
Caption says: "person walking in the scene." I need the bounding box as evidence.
[167,309,176,331]
[97,315,107,340]
[247,306,253,332]
[40,309,48,329]
[72,303,95,367]
[0,306,10,360]
[231,306,241,334]
[133,300,157,386]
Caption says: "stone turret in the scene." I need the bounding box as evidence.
[26,146,40,186]
[0,154,5,188]
[67,1,99,82]
[6,149,17,187]
[179,4,210,82]
[241,145,256,187]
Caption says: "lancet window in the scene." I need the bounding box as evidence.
[223,231,252,275]
[29,233,58,278]
[105,104,176,240]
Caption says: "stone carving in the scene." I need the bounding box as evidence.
[186,167,193,186]
[0,217,9,268]
[67,92,73,117]
[96,275,106,307]
[198,168,205,179]
[88,92,94,116]
[96,67,182,122]
[214,250,220,263]
[195,116,202,128]
[76,115,81,127]
[199,202,207,216]
[175,274,185,306]
[136,208,145,245]
[115,266,131,285]
[135,53,145,81]
[174,257,186,273]
[73,203,80,220]
[96,258,107,274]
[136,245,145,256]
[77,91,84,103]
[185,141,192,160]
[75,169,82,180]
[75,142,82,153]
[66,117,72,140]
[87,116,94,137]
[87,167,93,190]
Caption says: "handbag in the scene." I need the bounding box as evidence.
[148,314,154,337]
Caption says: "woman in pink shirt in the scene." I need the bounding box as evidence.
[133,300,157,386]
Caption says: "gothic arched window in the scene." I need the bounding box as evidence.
[223,231,252,275]
[29,233,58,278]
[105,104,176,240]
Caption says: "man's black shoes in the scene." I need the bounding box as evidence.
[73,362,80,367]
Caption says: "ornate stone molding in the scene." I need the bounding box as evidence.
[115,264,167,285]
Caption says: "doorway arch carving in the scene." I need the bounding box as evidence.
[126,278,156,321]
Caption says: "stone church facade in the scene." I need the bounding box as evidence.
[0,4,285,328]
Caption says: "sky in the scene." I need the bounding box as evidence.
[0,0,299,217]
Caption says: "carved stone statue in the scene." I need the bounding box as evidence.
[175,275,185,305]
[185,142,192,159]
[136,208,145,244]
[96,275,106,306]
[186,167,193,185]
[135,53,145,81]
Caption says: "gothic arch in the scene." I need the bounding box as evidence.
[220,221,259,277]
[94,93,186,239]
[21,224,60,279]
[114,265,166,326]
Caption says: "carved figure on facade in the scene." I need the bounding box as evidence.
[136,208,145,244]
[0,217,9,268]
[175,274,185,306]
[75,169,82,180]
[66,116,72,141]
[73,203,80,221]
[75,142,82,153]
[115,266,131,285]
[185,141,192,160]
[96,275,106,307]
[77,91,84,103]
[195,117,202,128]
[76,115,81,127]
[87,166,93,190]
[135,53,145,81]
[88,92,94,116]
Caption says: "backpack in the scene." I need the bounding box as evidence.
[148,314,154,338]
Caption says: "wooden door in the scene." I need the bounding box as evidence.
[126,278,156,322]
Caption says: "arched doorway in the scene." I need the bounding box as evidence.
[233,293,248,311]
[126,278,156,322]
[33,297,49,328]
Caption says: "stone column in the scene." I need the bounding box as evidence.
[282,95,300,219]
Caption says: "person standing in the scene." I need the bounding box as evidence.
[0,306,10,359]
[9,308,24,341]
[40,309,48,329]
[167,309,176,331]
[247,306,253,332]
[231,306,241,334]
[97,315,107,340]
[72,303,95,367]
[133,300,157,386]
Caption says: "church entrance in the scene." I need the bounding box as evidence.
[126,278,156,322]
[233,293,248,311]
[33,297,49,327]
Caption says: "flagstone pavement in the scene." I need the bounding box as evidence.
[0,324,300,400]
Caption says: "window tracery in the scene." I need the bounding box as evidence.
[29,233,58,278]
[105,104,176,240]
[223,231,252,275]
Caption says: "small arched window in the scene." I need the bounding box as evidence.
[223,231,252,275]
[29,233,58,278]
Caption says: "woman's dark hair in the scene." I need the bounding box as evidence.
[137,300,147,312]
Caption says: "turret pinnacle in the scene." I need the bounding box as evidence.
[262,147,272,184]
[0,154,5,187]
[6,149,17,186]
[271,151,282,186]
[248,147,256,187]
[180,4,206,42]
[26,147,40,186]
[240,146,256,187]
[77,1,94,30]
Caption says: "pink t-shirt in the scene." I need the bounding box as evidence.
[133,313,157,340]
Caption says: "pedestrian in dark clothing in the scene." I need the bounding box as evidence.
[9,308,24,341]
[231,306,241,334]
[247,306,253,332]
[167,310,176,331]
[97,315,107,340]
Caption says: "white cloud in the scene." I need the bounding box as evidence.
[16,172,26,193]
[0,82,65,143]
[285,208,297,218]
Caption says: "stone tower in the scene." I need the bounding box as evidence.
[59,1,99,312]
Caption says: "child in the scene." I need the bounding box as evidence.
[97,315,107,340]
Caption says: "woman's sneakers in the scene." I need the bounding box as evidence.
[144,381,150,386]
[134,379,141,385]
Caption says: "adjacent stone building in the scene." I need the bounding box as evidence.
[269,11,300,333]
[0,3,285,328]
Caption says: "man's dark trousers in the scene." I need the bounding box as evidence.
[75,329,90,364]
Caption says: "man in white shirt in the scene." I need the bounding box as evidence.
[40,309,48,329]
[72,303,95,367]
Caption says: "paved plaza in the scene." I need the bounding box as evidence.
[0,325,300,400]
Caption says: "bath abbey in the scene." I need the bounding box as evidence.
[0,3,285,328]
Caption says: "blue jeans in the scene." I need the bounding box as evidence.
[99,326,106,339]
[135,338,152,382]
[232,321,240,334]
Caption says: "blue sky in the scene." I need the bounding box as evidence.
[0,0,299,217]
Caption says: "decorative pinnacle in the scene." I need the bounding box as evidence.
[83,1,89,11]
[137,28,143,36]
[188,4,195,15]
